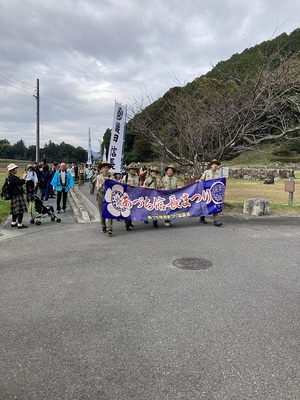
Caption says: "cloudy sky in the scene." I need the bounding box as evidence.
[1,0,299,154]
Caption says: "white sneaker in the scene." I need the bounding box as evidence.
[164,221,171,227]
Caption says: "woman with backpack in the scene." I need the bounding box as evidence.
[7,163,28,229]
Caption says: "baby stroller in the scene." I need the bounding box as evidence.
[28,194,61,225]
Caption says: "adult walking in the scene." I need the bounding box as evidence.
[7,163,28,229]
[51,163,75,213]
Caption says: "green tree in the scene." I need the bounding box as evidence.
[0,139,13,158]
[11,140,27,160]
[129,32,300,174]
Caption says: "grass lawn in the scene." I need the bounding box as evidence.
[224,177,300,216]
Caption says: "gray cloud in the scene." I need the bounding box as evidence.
[0,0,299,154]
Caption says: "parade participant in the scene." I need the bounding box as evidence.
[113,172,122,182]
[7,163,28,229]
[199,159,222,226]
[139,167,147,186]
[122,162,140,231]
[161,164,181,227]
[96,161,113,235]
[143,166,162,228]
[51,162,75,213]
[89,167,98,194]
[78,163,85,186]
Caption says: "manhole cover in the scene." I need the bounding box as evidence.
[172,257,212,270]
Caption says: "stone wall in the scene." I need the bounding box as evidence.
[229,167,295,180]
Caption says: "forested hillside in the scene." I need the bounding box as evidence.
[125,28,300,173]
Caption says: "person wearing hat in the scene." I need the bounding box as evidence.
[96,161,113,235]
[139,166,147,186]
[122,162,141,231]
[6,163,28,229]
[199,159,222,227]
[162,164,181,227]
[88,167,98,194]
[143,166,162,228]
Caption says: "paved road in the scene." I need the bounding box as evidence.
[1,185,300,399]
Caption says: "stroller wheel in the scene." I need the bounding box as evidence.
[30,219,35,224]
[56,218,61,223]
[36,221,41,225]
[51,217,55,222]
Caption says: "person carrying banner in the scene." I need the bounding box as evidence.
[199,159,222,227]
[122,162,140,231]
[161,164,181,227]
[96,161,113,235]
[143,166,162,228]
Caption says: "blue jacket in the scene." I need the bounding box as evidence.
[51,170,74,192]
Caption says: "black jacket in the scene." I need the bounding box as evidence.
[8,175,25,196]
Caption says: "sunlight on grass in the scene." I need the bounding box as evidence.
[224,178,300,206]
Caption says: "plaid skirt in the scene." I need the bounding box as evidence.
[10,194,28,215]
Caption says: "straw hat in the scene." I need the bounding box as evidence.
[150,166,159,173]
[209,159,221,166]
[99,160,112,169]
[7,163,18,171]
[164,164,176,172]
[128,162,139,170]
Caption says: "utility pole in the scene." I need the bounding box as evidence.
[33,79,40,162]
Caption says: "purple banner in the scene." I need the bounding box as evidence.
[102,178,226,221]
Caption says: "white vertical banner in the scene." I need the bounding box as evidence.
[87,127,92,165]
[108,101,126,172]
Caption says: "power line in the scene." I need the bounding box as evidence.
[0,68,98,117]
[39,97,98,116]
[0,76,35,95]
[0,66,35,89]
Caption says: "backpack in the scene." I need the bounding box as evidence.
[1,178,12,200]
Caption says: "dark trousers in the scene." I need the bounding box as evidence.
[56,189,68,211]
[12,214,24,224]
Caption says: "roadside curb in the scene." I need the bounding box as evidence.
[69,186,100,223]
